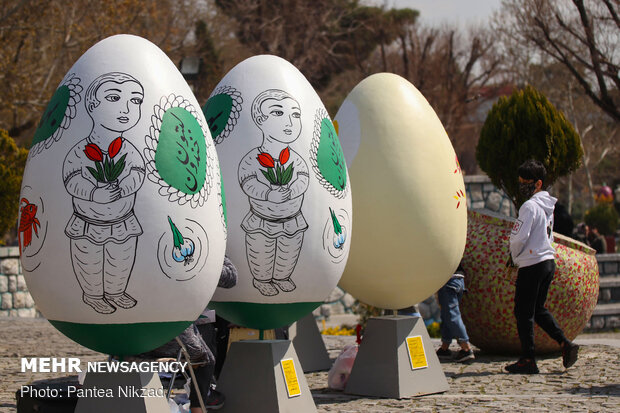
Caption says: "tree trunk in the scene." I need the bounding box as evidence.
[568,175,573,215]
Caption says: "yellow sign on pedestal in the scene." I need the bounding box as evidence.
[280,358,301,398]
[406,335,428,370]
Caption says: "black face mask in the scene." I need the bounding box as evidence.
[519,182,537,199]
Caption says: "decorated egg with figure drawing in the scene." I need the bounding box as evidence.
[204,55,352,330]
[335,73,466,309]
[18,35,226,355]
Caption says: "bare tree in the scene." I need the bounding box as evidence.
[213,0,418,90]
[523,60,619,214]
[391,25,502,173]
[0,0,204,143]
[496,0,620,121]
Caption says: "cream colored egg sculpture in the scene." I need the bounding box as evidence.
[335,73,466,309]
[204,55,352,329]
[18,35,226,355]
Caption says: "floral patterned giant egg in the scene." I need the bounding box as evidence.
[335,73,466,309]
[18,35,226,355]
[461,210,599,354]
[204,55,352,329]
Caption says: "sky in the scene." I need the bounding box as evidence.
[381,0,504,26]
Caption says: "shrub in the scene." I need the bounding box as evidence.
[585,203,619,236]
[0,129,28,243]
[476,85,582,208]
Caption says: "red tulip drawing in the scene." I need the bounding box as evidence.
[108,137,122,158]
[84,143,103,162]
[257,147,294,186]
[84,137,127,184]
[279,146,290,164]
[257,152,275,168]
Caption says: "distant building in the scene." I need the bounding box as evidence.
[469,84,515,123]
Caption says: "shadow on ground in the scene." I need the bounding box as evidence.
[568,384,620,397]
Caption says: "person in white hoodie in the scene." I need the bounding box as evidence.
[506,160,579,374]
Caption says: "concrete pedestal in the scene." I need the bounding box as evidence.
[75,371,169,413]
[217,340,317,413]
[345,315,448,398]
[289,313,332,372]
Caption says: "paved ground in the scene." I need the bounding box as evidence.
[1,317,619,412]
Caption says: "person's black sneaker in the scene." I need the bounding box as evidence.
[204,389,225,410]
[436,348,452,360]
[454,349,475,363]
[562,341,579,368]
[505,358,539,374]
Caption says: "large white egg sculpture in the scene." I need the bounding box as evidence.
[335,73,466,309]
[18,35,226,355]
[203,55,352,329]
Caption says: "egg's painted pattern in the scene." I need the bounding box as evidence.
[30,73,82,158]
[237,89,309,297]
[19,35,227,356]
[203,85,243,144]
[63,71,147,316]
[461,210,599,354]
[18,188,48,273]
[323,207,350,264]
[208,55,351,330]
[309,108,348,199]
[18,197,41,255]
[144,94,216,208]
[156,107,206,194]
[156,216,209,281]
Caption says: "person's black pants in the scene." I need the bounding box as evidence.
[188,363,215,408]
[192,323,217,408]
[514,259,567,359]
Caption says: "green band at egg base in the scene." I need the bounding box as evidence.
[48,319,193,356]
[208,301,322,330]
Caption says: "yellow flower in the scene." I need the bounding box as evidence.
[321,325,356,336]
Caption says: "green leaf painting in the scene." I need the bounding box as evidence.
[155,107,207,195]
[202,86,242,145]
[32,85,70,146]
[109,154,127,182]
[315,117,347,192]
[220,168,227,228]
[330,207,342,235]
[282,163,294,185]
[203,93,233,141]
[168,216,184,249]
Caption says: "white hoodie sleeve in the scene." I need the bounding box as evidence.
[510,203,534,261]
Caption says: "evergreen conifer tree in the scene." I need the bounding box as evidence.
[476,85,582,208]
[0,129,28,243]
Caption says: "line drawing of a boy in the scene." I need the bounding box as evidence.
[63,72,146,314]
[238,89,309,296]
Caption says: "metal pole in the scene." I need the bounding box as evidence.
[175,337,207,413]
